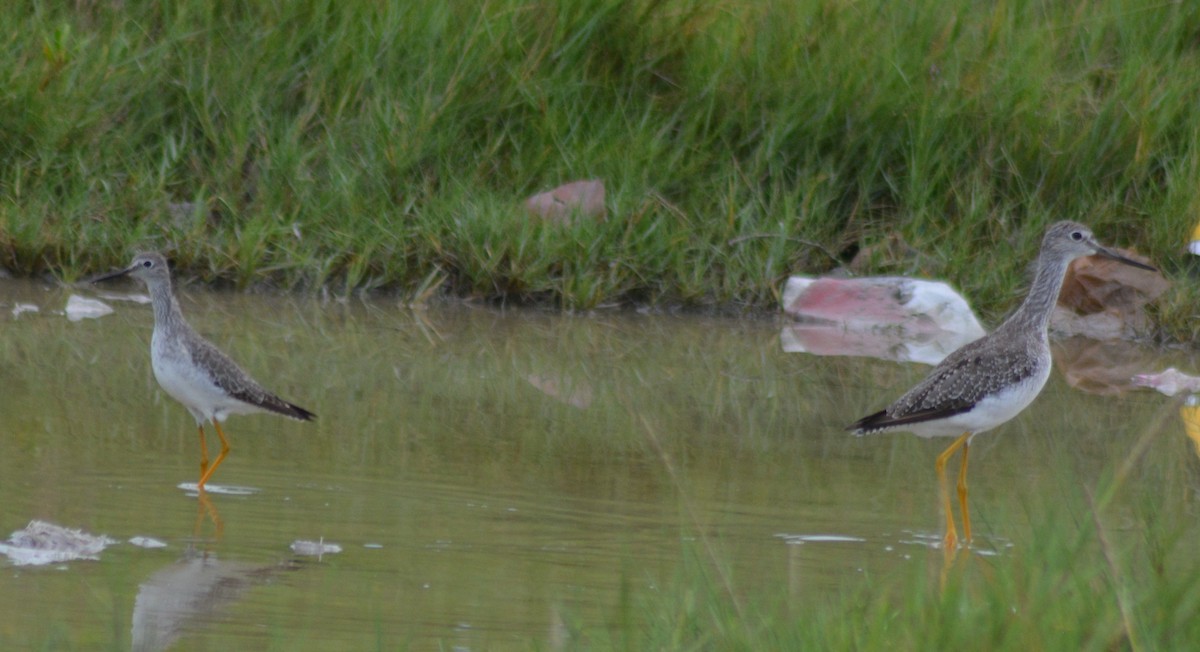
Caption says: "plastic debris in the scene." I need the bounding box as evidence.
[290,539,342,558]
[1131,368,1200,397]
[0,520,118,566]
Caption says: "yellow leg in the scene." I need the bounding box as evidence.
[935,432,971,551]
[196,420,231,489]
[958,440,972,546]
[197,425,210,476]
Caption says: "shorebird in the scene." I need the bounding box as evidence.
[848,221,1155,550]
[94,252,315,490]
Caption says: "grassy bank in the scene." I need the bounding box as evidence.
[0,1,1197,336]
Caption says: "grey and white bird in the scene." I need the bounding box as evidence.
[94,252,315,490]
[848,221,1155,550]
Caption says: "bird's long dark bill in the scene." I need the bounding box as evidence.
[1092,246,1156,272]
[90,266,135,283]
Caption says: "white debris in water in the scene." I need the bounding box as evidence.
[0,520,118,566]
[64,295,114,321]
[128,536,169,549]
[176,483,260,496]
[775,533,867,545]
[11,303,38,317]
[290,539,342,558]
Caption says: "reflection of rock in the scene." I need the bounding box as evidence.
[782,276,986,338]
[11,302,38,317]
[0,520,117,566]
[1051,252,1166,339]
[132,548,293,652]
[525,373,594,409]
[1131,368,1200,397]
[780,323,980,366]
[1053,337,1158,396]
[525,179,606,225]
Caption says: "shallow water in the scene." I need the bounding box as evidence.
[0,277,1193,649]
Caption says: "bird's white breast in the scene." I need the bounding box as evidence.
[151,329,263,423]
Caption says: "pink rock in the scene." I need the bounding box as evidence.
[782,276,985,336]
[780,276,985,365]
[525,179,606,225]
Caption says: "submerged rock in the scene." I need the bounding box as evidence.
[0,520,118,566]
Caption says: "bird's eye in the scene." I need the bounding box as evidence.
[141,260,153,268]
[1070,231,1084,241]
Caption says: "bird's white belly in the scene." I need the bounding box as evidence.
[908,363,1053,439]
[151,333,258,422]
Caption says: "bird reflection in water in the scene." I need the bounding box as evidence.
[131,543,298,652]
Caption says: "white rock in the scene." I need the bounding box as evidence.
[65,295,114,321]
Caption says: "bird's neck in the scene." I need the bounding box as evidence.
[1001,255,1072,336]
[149,280,185,331]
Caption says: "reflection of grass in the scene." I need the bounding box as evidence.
[591,398,1200,650]
[5,293,1200,646]
[1,1,1196,337]
[595,408,1200,648]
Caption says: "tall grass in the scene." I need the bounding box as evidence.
[0,0,1196,334]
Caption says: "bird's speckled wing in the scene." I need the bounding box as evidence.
[188,334,315,421]
[850,340,1041,433]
